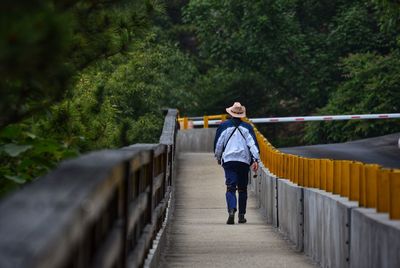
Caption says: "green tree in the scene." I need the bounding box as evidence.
[0,0,197,197]
[304,52,400,143]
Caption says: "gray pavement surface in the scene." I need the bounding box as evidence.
[280,132,400,169]
[161,153,315,268]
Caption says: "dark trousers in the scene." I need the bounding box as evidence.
[223,161,249,214]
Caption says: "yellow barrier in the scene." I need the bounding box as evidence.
[256,127,400,220]
[179,114,400,220]
[178,114,227,129]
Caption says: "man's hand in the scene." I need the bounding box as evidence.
[251,161,259,172]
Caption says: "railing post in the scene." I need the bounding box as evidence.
[333,161,342,194]
[294,156,299,184]
[320,159,327,191]
[365,164,379,208]
[389,171,400,219]
[314,159,321,189]
[304,158,309,187]
[359,164,367,206]
[349,162,361,201]
[298,157,304,186]
[309,159,315,188]
[203,116,209,128]
[148,149,154,224]
[326,160,334,193]
[341,160,351,198]
[183,117,188,129]
[377,168,390,213]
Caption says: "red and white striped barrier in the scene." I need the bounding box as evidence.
[192,113,400,126]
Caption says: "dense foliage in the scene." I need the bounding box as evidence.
[1,0,399,196]
[0,0,197,196]
[182,0,400,144]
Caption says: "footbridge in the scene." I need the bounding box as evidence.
[1,110,400,268]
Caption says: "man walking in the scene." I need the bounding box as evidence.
[214,102,260,224]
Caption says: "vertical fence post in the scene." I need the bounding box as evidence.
[365,164,379,208]
[289,155,294,181]
[148,149,154,224]
[341,161,351,198]
[358,164,367,207]
[309,159,315,188]
[272,151,277,176]
[304,159,309,187]
[359,164,367,207]
[333,161,342,194]
[349,162,361,201]
[320,159,327,191]
[294,156,299,184]
[377,168,390,213]
[203,116,209,128]
[298,157,304,186]
[326,160,334,193]
[314,159,321,189]
[389,171,400,219]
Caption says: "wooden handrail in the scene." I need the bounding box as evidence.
[0,109,178,268]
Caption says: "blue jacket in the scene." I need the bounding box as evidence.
[214,118,260,165]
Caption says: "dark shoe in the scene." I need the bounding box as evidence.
[226,209,235,224]
[238,214,247,224]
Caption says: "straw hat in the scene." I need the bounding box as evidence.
[226,102,246,118]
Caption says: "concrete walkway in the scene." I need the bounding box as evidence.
[161,153,316,268]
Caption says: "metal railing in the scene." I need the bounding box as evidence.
[0,109,178,268]
[178,113,400,128]
[179,114,400,220]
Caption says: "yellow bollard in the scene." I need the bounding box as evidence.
[365,164,379,208]
[309,159,315,188]
[377,168,390,213]
[333,161,342,195]
[298,157,304,186]
[183,117,188,130]
[349,162,361,202]
[304,159,309,187]
[280,154,285,178]
[389,171,400,219]
[359,164,367,207]
[326,160,334,193]
[294,156,299,184]
[285,154,290,179]
[341,161,351,198]
[314,159,321,189]
[203,116,209,128]
[277,153,282,178]
[320,159,327,191]
[289,155,294,182]
[272,151,277,176]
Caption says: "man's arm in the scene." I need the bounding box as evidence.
[245,125,260,163]
[214,125,226,163]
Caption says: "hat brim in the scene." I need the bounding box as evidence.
[226,108,246,118]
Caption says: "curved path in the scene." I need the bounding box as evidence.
[160,153,315,267]
[280,133,400,169]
